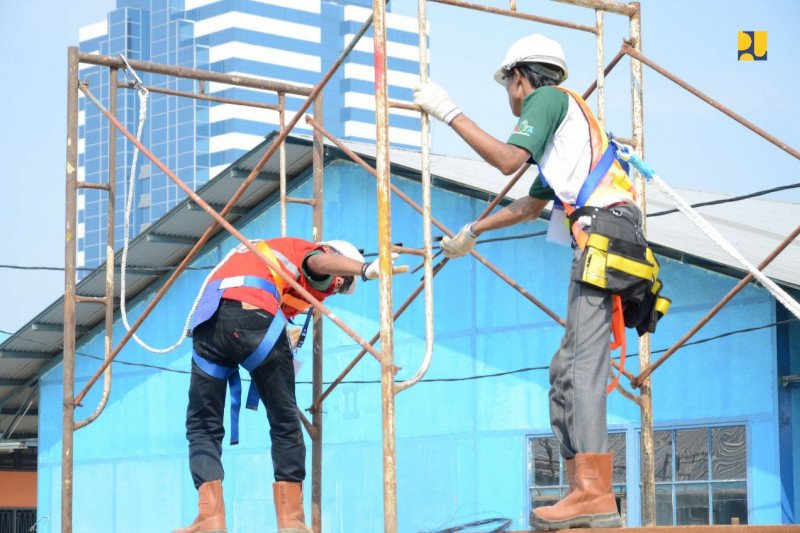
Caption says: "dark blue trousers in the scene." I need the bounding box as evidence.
[186,299,305,489]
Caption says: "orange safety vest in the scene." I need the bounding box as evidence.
[211,237,335,319]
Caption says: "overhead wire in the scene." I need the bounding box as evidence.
[2,179,796,274]
[1,316,795,386]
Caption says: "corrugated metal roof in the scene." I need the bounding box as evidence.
[1,132,797,444]
[327,135,799,288]
[0,135,311,440]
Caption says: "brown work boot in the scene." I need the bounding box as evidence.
[529,452,622,530]
[173,480,227,533]
[565,457,577,495]
[273,481,313,533]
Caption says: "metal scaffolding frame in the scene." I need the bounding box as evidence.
[60,1,800,532]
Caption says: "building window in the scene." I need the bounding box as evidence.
[650,425,747,526]
[0,508,36,533]
[528,433,627,523]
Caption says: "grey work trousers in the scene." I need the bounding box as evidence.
[549,204,641,459]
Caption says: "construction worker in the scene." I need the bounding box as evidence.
[175,237,400,533]
[414,35,639,529]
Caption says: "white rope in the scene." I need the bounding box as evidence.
[117,65,210,353]
[650,175,800,320]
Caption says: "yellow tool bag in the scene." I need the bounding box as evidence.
[568,206,671,336]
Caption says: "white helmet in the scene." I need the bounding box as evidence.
[319,240,364,294]
[493,34,568,86]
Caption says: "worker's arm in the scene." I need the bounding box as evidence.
[473,195,548,235]
[305,252,362,277]
[413,81,529,175]
[305,251,404,283]
[440,196,548,258]
[449,114,530,176]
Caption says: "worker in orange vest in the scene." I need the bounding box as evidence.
[174,237,401,533]
[414,34,643,529]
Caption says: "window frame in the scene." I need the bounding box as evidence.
[640,421,750,526]
[526,428,629,524]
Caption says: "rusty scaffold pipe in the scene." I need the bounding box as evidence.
[632,223,800,389]
[306,117,565,327]
[621,43,800,161]
[71,14,380,407]
[429,0,597,33]
[73,93,381,407]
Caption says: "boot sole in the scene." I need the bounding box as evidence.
[530,511,622,530]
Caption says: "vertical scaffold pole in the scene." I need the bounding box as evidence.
[279,92,287,237]
[102,66,118,417]
[62,45,80,533]
[595,9,605,128]
[372,1,397,531]
[629,2,654,526]
[311,94,324,533]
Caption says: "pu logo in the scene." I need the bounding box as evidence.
[738,31,767,61]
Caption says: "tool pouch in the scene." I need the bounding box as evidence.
[569,206,670,336]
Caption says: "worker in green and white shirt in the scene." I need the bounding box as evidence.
[414,34,640,530]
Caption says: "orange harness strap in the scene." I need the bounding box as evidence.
[561,203,627,395]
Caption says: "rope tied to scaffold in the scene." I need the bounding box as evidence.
[118,55,210,353]
[615,144,800,321]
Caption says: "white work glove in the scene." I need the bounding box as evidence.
[413,81,462,125]
[362,253,402,280]
[441,223,478,259]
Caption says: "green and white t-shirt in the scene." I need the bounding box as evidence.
[507,86,595,205]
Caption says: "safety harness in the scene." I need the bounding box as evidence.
[543,88,671,393]
[190,242,313,445]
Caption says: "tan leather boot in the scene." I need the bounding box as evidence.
[529,452,621,530]
[273,482,313,533]
[173,480,227,533]
[565,457,577,495]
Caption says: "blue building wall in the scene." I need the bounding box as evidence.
[38,160,788,532]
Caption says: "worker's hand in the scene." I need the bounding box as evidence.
[287,327,302,350]
[363,253,405,280]
[441,223,478,258]
[413,81,462,125]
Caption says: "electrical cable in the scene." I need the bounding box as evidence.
[1,317,795,386]
[421,517,512,533]
[3,179,795,274]
[648,181,800,217]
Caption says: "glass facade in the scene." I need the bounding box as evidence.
[77,0,423,273]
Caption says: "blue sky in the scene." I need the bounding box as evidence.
[0,0,798,333]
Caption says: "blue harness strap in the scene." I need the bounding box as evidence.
[192,275,281,331]
[543,142,619,211]
[289,311,313,352]
[574,143,617,208]
[191,276,287,445]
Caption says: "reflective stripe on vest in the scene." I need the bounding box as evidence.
[554,87,637,209]
[255,242,314,317]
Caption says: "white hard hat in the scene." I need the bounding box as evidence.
[494,34,568,85]
[318,240,364,294]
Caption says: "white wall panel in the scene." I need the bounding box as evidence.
[344,34,425,62]
[210,42,321,72]
[251,0,320,14]
[79,21,107,42]
[343,63,418,88]
[344,121,421,147]
[195,12,320,42]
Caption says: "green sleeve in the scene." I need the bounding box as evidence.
[506,86,568,164]
[301,250,334,291]
[528,173,556,200]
